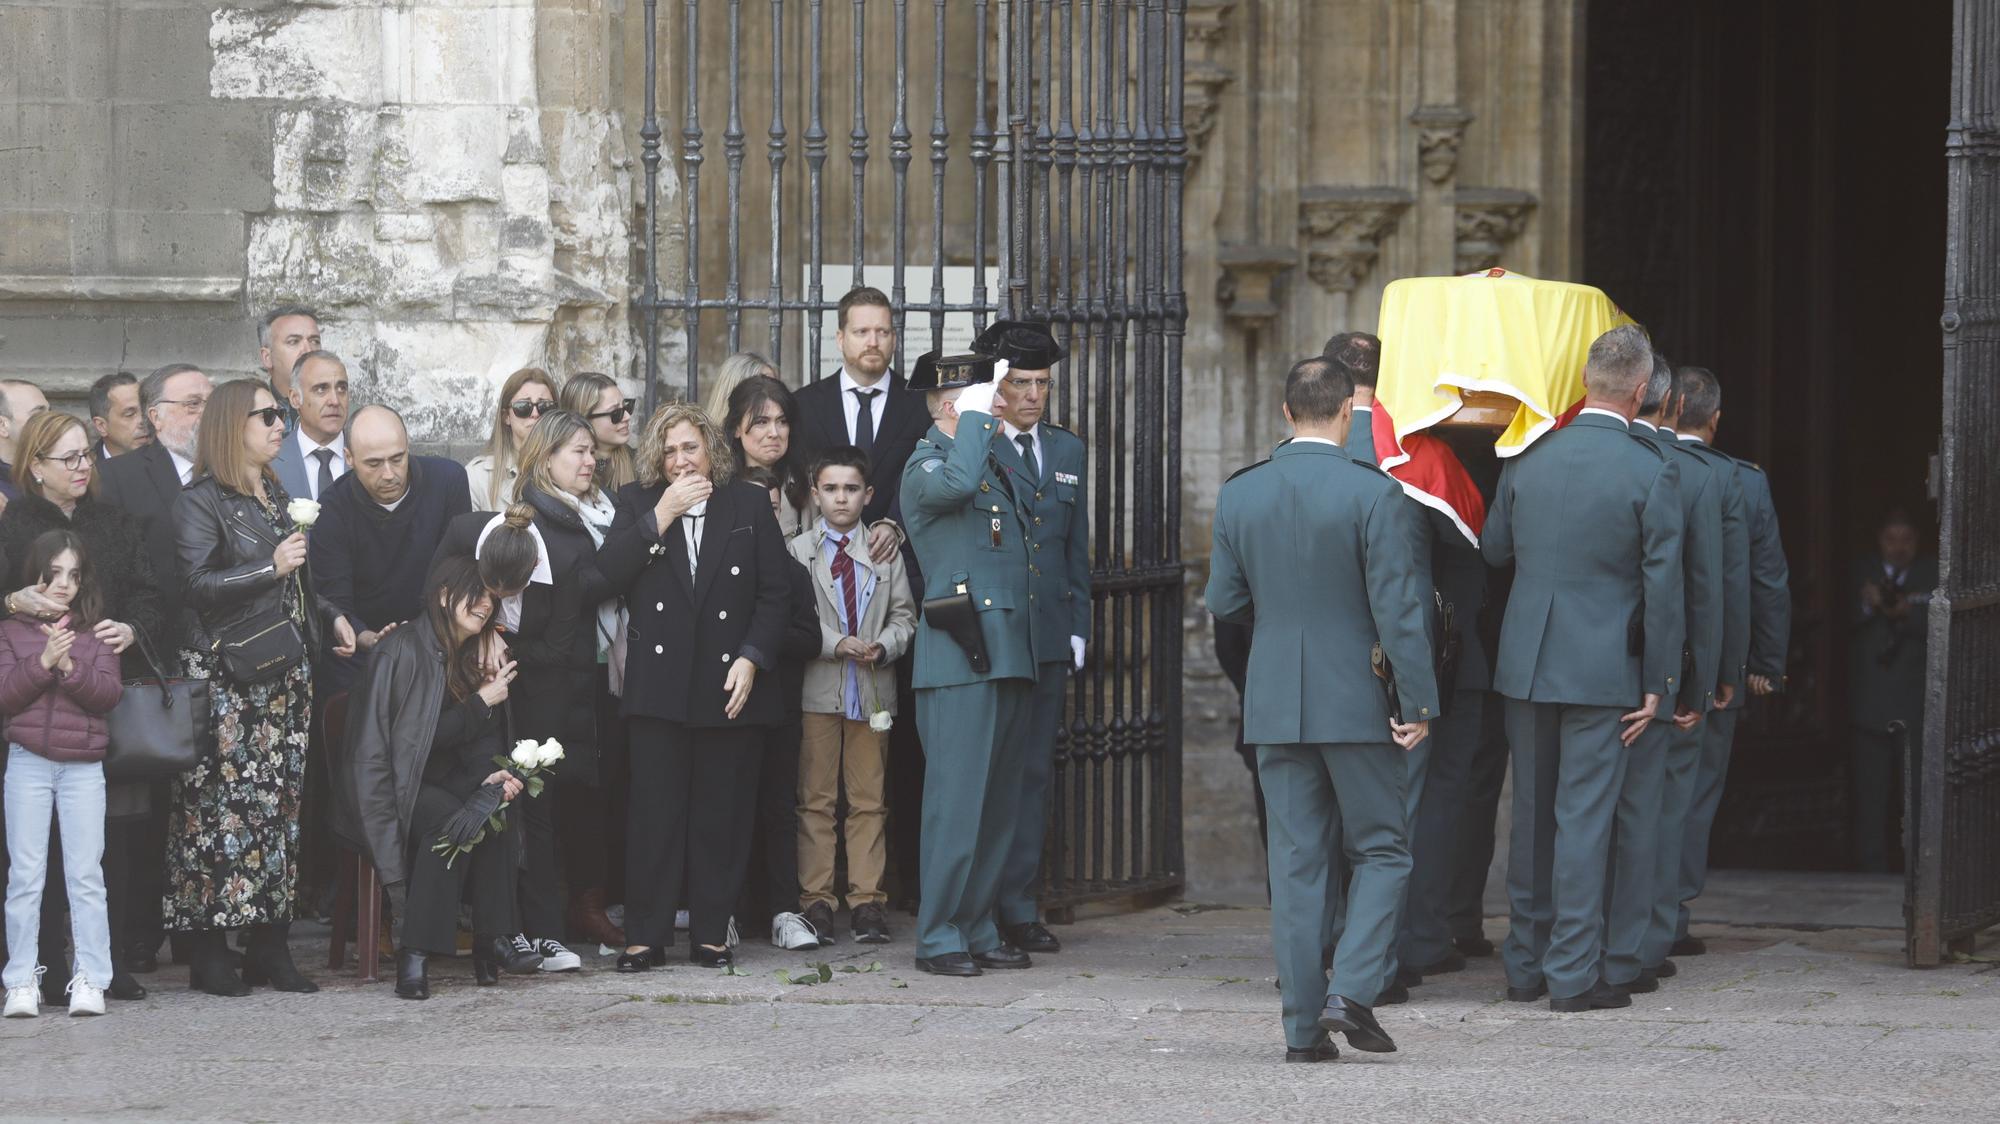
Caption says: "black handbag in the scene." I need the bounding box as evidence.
[105,630,212,783]
[212,602,308,685]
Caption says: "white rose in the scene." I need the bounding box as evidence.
[537,738,566,766]
[510,739,541,768]
[287,498,321,529]
[869,710,894,733]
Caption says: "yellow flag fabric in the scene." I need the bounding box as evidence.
[1374,271,1635,456]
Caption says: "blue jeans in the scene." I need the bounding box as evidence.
[4,745,111,989]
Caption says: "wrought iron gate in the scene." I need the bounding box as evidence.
[635,0,1188,910]
[1910,0,2000,967]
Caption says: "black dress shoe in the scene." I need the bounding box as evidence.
[1550,981,1632,1012]
[915,952,982,977]
[1284,1039,1341,1063]
[1670,935,1707,957]
[394,949,429,1000]
[107,972,148,1001]
[1318,994,1396,1053]
[1505,982,1548,1002]
[971,943,1032,970]
[1394,964,1424,989]
[1001,921,1062,954]
[1621,968,1659,994]
[1377,983,1411,1006]
[616,947,668,973]
[1455,934,1496,958]
[126,941,159,975]
[1651,958,1678,979]
[1413,949,1468,976]
[691,945,733,968]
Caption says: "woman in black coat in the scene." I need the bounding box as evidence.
[0,411,164,1003]
[599,401,791,970]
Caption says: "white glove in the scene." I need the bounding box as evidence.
[1070,635,1086,672]
[954,381,999,419]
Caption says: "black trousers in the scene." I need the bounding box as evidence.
[743,718,802,921]
[625,718,762,950]
[517,779,563,939]
[403,784,521,954]
[886,655,926,905]
[1446,691,1508,941]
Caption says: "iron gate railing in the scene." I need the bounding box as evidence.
[1911,0,2000,967]
[635,0,1187,910]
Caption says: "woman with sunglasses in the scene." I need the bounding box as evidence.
[560,372,639,495]
[467,367,562,511]
[167,380,356,998]
[0,411,163,1006]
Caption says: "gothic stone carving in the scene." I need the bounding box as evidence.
[1454,188,1537,273]
[1298,187,1413,293]
[1214,242,1296,331]
[1183,2,1234,168]
[1410,105,1474,185]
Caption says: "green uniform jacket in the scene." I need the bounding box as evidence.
[1732,458,1791,701]
[1636,422,1723,712]
[1678,435,1751,693]
[990,422,1092,663]
[1481,411,1685,707]
[1206,439,1439,745]
[1847,553,1935,731]
[901,409,1040,687]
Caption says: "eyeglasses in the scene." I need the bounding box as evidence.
[247,407,286,428]
[36,451,92,472]
[588,399,638,425]
[158,396,209,413]
[508,399,556,420]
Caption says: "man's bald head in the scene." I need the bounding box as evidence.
[346,404,412,506]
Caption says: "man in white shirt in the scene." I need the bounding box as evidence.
[273,351,351,502]
[259,305,320,437]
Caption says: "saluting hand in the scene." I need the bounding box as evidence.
[1621,693,1663,746]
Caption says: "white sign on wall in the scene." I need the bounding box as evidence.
[804,264,1001,376]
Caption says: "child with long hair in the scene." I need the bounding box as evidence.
[0,530,124,1018]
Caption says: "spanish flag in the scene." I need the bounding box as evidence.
[1371,270,1635,544]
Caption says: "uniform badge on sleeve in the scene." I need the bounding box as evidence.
[922,458,940,472]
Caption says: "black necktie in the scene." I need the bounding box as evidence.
[313,448,335,500]
[1015,432,1040,485]
[852,388,880,455]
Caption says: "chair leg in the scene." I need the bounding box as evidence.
[357,859,380,983]
[328,853,356,970]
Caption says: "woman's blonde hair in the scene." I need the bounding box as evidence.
[10,411,98,501]
[636,399,735,489]
[514,409,599,504]
[480,367,561,505]
[560,371,638,493]
[702,351,777,422]
[193,379,280,497]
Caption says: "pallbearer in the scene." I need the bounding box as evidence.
[973,321,1091,956]
[1207,355,1435,1063]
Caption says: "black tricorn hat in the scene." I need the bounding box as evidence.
[907,349,998,392]
[973,319,1066,369]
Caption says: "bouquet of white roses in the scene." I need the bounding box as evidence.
[431,738,564,869]
[499,736,565,797]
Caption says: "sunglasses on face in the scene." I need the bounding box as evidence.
[248,407,286,428]
[588,399,638,425]
[508,399,556,419]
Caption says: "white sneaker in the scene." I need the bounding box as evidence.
[65,976,105,1017]
[533,938,582,972]
[4,983,39,1019]
[674,909,690,930]
[771,912,820,952]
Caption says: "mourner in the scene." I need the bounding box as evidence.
[88,372,150,461]
[272,351,350,504]
[256,305,319,437]
[466,367,562,512]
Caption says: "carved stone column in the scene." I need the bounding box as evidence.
[1454,188,1538,273]
[1183,1,1235,174]
[1299,187,1413,293]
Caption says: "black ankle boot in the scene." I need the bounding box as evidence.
[187,930,250,998]
[394,949,429,1000]
[240,923,319,993]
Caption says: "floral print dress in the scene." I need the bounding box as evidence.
[164,489,314,931]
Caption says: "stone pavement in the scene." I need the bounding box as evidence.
[6,890,1997,1123]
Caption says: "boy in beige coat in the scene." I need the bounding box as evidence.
[788,447,918,944]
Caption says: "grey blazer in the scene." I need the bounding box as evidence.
[787,523,919,716]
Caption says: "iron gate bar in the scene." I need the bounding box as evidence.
[806,0,826,370]
[928,0,949,352]
[767,0,787,364]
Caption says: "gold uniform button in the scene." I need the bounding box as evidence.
[1420,707,1430,717]
[991,505,1001,513]
[1035,492,1043,501]
[1034,516,1043,525]
[980,482,990,493]
[1033,542,1041,551]
[1030,566,1040,576]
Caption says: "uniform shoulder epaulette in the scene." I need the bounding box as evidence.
[1041,420,1076,438]
[1626,431,1667,459]
[1728,454,1765,474]
[1225,458,1270,483]
[1341,456,1393,480]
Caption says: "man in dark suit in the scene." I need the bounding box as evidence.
[791,286,935,910]
[1208,354,1435,1062]
[1847,511,1931,871]
[89,372,151,463]
[272,351,351,504]
[1481,324,1683,1013]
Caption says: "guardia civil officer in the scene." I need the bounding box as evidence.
[1480,324,1684,1013]
[1207,355,1436,1063]
[973,320,1090,955]
[899,351,1040,977]
[1670,365,1788,946]
[1604,351,1723,996]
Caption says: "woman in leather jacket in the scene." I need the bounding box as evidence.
[339,557,535,999]
[165,379,355,998]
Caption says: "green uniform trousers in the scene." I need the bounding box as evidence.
[1502,699,1629,1000]
[1258,741,1409,1049]
[914,679,1033,958]
[1676,707,1740,940]
[997,661,1070,926]
[1604,719,1668,986]
[1644,719,1704,967]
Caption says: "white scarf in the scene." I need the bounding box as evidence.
[557,488,629,693]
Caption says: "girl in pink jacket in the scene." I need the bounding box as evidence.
[1,529,124,1018]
